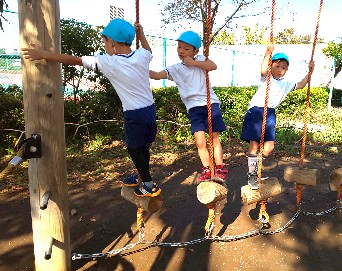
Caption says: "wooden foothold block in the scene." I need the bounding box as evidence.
[196,181,228,205]
[241,177,282,205]
[121,186,163,213]
[329,167,342,192]
[284,166,319,186]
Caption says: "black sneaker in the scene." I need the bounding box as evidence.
[247,173,259,190]
[122,173,139,187]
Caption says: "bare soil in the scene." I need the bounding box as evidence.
[0,141,341,271]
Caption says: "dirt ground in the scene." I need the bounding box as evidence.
[0,142,341,271]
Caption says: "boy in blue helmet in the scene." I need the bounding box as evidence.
[240,44,315,189]
[150,31,228,182]
[21,19,161,197]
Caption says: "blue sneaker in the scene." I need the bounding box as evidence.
[122,173,139,187]
[134,182,161,197]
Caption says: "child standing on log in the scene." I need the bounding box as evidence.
[21,19,161,197]
[150,31,228,182]
[240,44,315,190]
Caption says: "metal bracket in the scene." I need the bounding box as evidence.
[16,133,42,159]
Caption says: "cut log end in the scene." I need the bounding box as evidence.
[284,166,319,186]
[329,167,342,192]
[241,177,282,205]
[121,186,163,213]
[196,181,228,205]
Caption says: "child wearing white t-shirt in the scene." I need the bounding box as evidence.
[150,31,228,182]
[21,19,161,197]
[240,44,315,190]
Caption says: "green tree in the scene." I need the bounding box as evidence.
[161,0,265,47]
[60,19,104,102]
[323,41,342,76]
[212,30,235,45]
[275,28,325,44]
[242,23,267,45]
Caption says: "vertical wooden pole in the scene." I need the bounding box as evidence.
[18,0,71,270]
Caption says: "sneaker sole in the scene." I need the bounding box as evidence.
[134,188,162,197]
[121,181,139,187]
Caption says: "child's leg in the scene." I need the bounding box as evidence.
[212,132,223,166]
[263,141,274,156]
[194,131,210,167]
[247,141,259,189]
[194,131,212,181]
[127,146,152,184]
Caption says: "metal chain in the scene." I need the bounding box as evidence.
[71,199,340,260]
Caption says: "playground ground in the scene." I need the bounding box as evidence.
[0,141,341,271]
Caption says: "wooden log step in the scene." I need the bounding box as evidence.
[121,186,163,213]
[284,166,319,186]
[241,177,282,205]
[196,181,228,205]
[329,167,342,192]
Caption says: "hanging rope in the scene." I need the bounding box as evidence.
[136,207,144,232]
[296,0,323,206]
[205,203,215,234]
[135,0,140,49]
[299,0,323,169]
[257,0,275,182]
[204,0,214,178]
[256,0,276,225]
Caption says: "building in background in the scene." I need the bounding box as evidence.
[109,1,125,20]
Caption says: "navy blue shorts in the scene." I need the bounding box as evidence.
[124,104,157,149]
[240,106,276,143]
[188,103,226,134]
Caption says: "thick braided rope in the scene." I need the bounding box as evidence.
[296,184,304,206]
[299,0,323,168]
[258,200,269,223]
[204,0,215,178]
[205,203,215,234]
[135,0,140,49]
[256,0,275,224]
[136,207,144,231]
[257,0,275,182]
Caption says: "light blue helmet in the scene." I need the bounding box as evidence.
[176,31,201,49]
[272,53,289,65]
[101,18,135,45]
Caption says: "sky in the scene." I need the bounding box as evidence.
[1,0,341,51]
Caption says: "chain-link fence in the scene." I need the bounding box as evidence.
[0,12,335,91]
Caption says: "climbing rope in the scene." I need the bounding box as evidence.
[255,0,276,223]
[204,203,215,234]
[204,0,214,178]
[135,0,140,49]
[296,0,324,205]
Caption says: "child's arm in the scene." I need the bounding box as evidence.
[295,60,315,89]
[21,44,82,65]
[261,44,274,77]
[150,70,167,80]
[134,22,152,54]
[183,56,217,71]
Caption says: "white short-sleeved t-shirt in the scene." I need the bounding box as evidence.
[248,76,296,109]
[82,48,154,112]
[165,55,220,112]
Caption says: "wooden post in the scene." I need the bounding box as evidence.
[18,1,71,270]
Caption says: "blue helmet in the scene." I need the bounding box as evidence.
[101,18,135,45]
[176,31,201,49]
[272,53,289,65]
